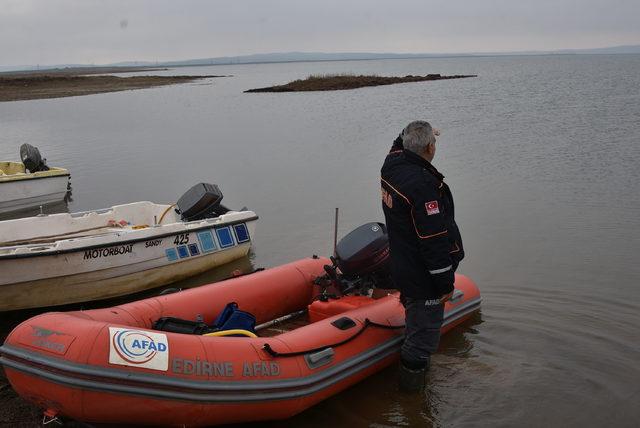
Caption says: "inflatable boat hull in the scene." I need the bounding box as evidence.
[0,257,481,426]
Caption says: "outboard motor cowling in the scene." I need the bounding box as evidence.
[335,222,390,278]
[318,222,394,294]
[176,183,227,221]
[20,144,50,172]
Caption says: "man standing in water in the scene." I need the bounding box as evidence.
[380,121,464,392]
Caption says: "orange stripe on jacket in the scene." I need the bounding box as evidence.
[381,177,448,240]
[381,177,411,205]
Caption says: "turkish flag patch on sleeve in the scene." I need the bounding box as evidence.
[425,201,440,215]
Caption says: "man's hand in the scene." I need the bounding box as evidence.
[440,291,454,303]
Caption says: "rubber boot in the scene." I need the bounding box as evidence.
[399,357,429,393]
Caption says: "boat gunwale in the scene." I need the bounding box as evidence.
[0,214,258,260]
[0,169,70,183]
[0,337,403,403]
[0,297,481,400]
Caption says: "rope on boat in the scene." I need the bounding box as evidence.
[255,309,306,331]
[203,329,257,338]
[261,318,404,358]
[157,203,177,224]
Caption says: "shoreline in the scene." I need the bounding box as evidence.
[0,68,225,102]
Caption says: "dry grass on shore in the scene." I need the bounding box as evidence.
[245,72,476,92]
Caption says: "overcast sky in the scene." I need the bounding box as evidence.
[1,0,639,66]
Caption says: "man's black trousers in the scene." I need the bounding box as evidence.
[401,297,445,369]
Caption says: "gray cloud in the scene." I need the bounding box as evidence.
[1,0,638,66]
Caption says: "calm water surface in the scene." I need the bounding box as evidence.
[1,55,639,427]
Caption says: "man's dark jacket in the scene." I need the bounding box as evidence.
[381,142,464,300]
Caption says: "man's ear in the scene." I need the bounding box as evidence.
[427,143,435,155]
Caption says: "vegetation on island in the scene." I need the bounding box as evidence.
[245,73,477,93]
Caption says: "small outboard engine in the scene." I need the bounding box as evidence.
[20,143,50,173]
[335,222,390,279]
[176,183,228,221]
[319,222,394,296]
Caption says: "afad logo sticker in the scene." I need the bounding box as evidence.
[108,327,169,371]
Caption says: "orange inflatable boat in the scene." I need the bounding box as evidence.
[0,224,481,427]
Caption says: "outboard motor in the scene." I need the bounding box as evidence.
[20,143,49,172]
[176,183,228,221]
[335,222,390,280]
[319,222,394,296]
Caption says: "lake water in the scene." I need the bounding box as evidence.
[1,54,639,427]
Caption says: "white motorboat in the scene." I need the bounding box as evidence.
[0,183,258,311]
[0,144,70,214]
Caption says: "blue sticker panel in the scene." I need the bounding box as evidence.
[197,230,217,253]
[177,245,189,259]
[216,227,234,248]
[188,243,200,256]
[165,248,178,261]
[233,223,250,243]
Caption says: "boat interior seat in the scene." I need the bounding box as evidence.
[0,162,26,175]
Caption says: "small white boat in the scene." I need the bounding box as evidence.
[0,183,258,311]
[0,144,70,214]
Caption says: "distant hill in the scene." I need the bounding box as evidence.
[2,45,639,72]
[108,45,640,67]
[553,45,640,54]
[110,52,448,67]
[109,45,640,68]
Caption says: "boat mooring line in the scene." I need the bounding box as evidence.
[1,343,400,403]
[0,335,403,393]
[0,338,402,403]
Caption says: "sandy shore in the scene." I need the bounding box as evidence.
[0,67,224,102]
[245,73,476,92]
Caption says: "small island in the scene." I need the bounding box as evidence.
[0,67,225,102]
[245,73,477,93]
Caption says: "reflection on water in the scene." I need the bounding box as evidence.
[157,253,256,292]
[0,199,69,221]
[0,182,72,221]
[251,314,484,428]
